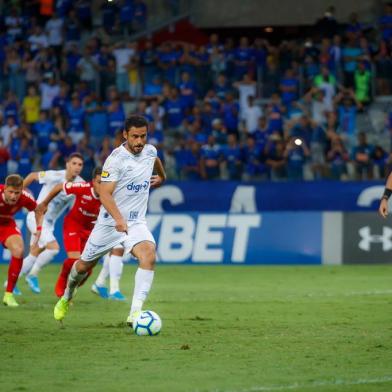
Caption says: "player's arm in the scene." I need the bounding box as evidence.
[150,157,166,188]
[379,172,392,218]
[23,172,39,188]
[22,191,44,245]
[100,181,128,233]
[36,183,64,215]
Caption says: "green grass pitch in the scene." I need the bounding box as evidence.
[0,264,391,392]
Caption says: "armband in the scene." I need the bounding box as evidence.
[382,188,392,200]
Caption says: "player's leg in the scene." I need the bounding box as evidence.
[54,224,125,321]
[108,247,125,301]
[91,253,110,298]
[25,224,60,293]
[20,212,42,278]
[54,258,99,321]
[55,251,80,298]
[127,240,156,325]
[3,234,24,307]
[55,224,82,297]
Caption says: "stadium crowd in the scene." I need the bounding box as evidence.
[0,1,391,182]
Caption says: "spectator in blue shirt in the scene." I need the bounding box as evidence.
[253,116,273,150]
[52,83,69,115]
[280,68,299,106]
[336,90,360,144]
[164,87,185,130]
[234,37,253,79]
[326,136,349,180]
[178,71,197,110]
[176,140,202,180]
[200,135,221,179]
[66,94,85,143]
[222,134,243,180]
[265,138,287,180]
[379,3,392,41]
[15,137,34,177]
[141,40,158,86]
[133,0,147,31]
[106,98,125,138]
[352,131,373,179]
[221,92,239,137]
[101,0,118,34]
[33,110,54,153]
[120,0,134,35]
[214,73,230,100]
[157,42,179,85]
[284,137,310,180]
[342,34,363,88]
[242,135,268,180]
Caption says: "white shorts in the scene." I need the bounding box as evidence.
[81,222,155,263]
[26,212,56,248]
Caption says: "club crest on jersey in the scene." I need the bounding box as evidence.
[101,171,110,178]
[65,182,73,189]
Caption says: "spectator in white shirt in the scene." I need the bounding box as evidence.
[40,74,60,110]
[28,26,49,53]
[0,117,18,147]
[45,12,64,55]
[112,41,136,94]
[244,96,263,134]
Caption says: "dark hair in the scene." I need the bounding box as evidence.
[92,167,102,178]
[67,152,84,162]
[5,174,23,188]
[124,115,148,132]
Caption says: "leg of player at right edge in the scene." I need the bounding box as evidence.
[126,241,156,327]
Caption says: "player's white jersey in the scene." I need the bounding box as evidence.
[35,170,83,225]
[97,143,156,226]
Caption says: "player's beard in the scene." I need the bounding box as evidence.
[129,143,145,155]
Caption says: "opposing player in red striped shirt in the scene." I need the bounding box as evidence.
[0,174,44,307]
[38,168,102,297]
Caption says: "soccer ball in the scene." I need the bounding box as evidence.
[133,310,162,336]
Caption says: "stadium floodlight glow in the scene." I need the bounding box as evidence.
[294,138,303,146]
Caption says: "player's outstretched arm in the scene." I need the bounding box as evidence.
[36,183,64,214]
[23,172,39,188]
[151,157,166,188]
[379,171,392,218]
[100,181,128,233]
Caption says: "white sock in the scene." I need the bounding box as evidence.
[20,254,37,276]
[63,263,88,301]
[29,249,59,277]
[130,268,154,315]
[109,255,123,294]
[95,254,110,287]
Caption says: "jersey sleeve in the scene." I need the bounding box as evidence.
[101,154,122,182]
[147,144,158,158]
[63,181,91,196]
[38,170,61,184]
[21,190,37,211]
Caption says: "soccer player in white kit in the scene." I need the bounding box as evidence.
[19,153,84,293]
[54,115,166,325]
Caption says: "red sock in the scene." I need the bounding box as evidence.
[6,256,23,293]
[55,258,76,297]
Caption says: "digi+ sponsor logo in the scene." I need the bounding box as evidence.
[127,181,149,193]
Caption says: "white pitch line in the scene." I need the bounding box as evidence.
[303,289,392,298]
[211,375,392,392]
